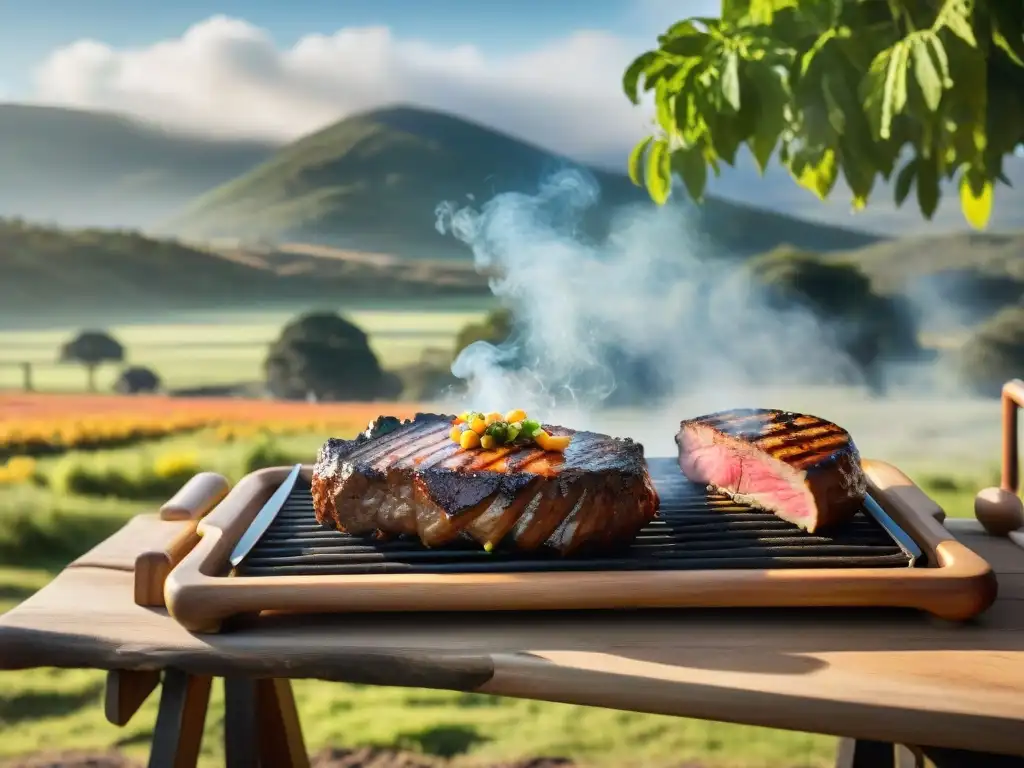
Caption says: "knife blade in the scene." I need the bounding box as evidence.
[229,463,302,568]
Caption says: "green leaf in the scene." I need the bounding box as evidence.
[627,137,652,187]
[894,159,917,206]
[795,147,839,199]
[662,32,712,57]
[646,139,673,205]
[991,2,1024,67]
[721,51,743,111]
[655,81,676,134]
[960,166,994,229]
[916,154,941,219]
[671,146,709,202]
[936,0,977,48]
[910,33,944,112]
[622,52,657,104]
[746,63,787,173]
[862,45,908,141]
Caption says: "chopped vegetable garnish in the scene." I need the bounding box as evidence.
[521,419,542,437]
[538,433,572,452]
[505,409,527,424]
[449,409,569,452]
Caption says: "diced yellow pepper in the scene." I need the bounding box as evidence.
[485,411,503,426]
[480,434,497,450]
[505,409,527,424]
[541,434,572,452]
[449,426,462,443]
[460,430,481,449]
[469,417,487,434]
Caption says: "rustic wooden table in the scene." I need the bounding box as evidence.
[0,510,1022,768]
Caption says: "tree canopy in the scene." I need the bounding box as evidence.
[624,0,1024,229]
[264,312,399,401]
[59,330,125,392]
[956,305,1024,396]
[746,247,921,391]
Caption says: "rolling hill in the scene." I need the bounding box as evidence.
[0,104,276,228]
[163,105,882,259]
[0,219,486,327]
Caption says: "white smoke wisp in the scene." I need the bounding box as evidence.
[434,169,865,430]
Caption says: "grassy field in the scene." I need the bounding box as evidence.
[0,306,488,392]
[0,396,998,768]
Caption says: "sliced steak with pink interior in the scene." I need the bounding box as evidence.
[675,408,867,533]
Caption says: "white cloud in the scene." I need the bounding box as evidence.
[32,15,661,163]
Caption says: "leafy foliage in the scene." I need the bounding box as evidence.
[59,331,125,392]
[264,312,400,401]
[957,305,1024,396]
[624,0,1024,228]
[113,366,161,395]
[748,247,921,391]
[453,309,515,359]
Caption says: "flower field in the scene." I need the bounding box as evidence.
[0,393,426,458]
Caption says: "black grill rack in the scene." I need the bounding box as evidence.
[234,458,921,577]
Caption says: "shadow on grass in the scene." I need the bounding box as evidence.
[114,731,154,748]
[395,724,489,758]
[0,681,104,725]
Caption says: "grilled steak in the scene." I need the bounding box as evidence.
[675,408,867,533]
[312,413,660,554]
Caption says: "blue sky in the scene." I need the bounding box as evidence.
[0,0,680,97]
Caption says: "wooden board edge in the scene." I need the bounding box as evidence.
[477,652,1024,757]
[164,460,999,634]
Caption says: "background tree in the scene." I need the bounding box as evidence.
[452,308,514,360]
[624,0,1024,229]
[956,306,1024,396]
[113,366,161,395]
[264,311,394,401]
[59,330,125,392]
[746,248,921,392]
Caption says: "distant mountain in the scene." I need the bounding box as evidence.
[0,104,277,228]
[164,105,881,259]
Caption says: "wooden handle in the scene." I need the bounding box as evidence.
[160,472,231,521]
[135,523,204,607]
[137,476,231,606]
[970,380,1024,538]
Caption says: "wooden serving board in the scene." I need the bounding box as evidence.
[164,459,998,634]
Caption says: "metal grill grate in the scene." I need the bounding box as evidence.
[234,458,919,577]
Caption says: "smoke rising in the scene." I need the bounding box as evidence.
[434,169,869,427]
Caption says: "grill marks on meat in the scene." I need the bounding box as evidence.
[675,408,867,533]
[312,413,660,554]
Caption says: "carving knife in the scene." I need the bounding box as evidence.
[229,463,302,568]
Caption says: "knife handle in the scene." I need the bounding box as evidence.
[160,472,231,521]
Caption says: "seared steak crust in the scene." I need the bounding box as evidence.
[675,408,867,532]
[312,413,660,554]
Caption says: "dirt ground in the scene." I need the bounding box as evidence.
[0,749,718,768]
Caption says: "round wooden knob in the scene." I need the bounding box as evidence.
[974,487,1024,536]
